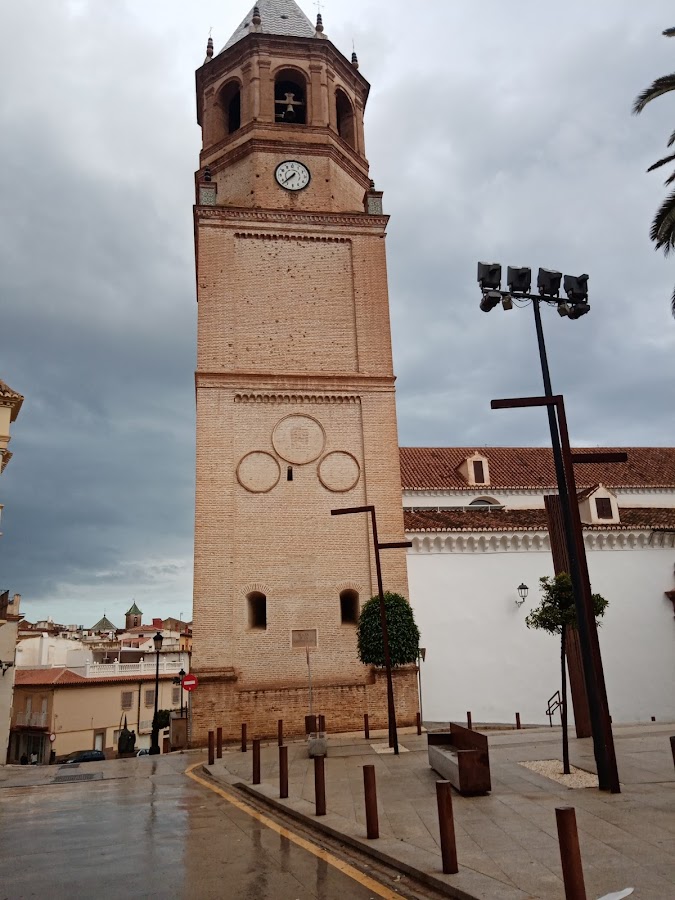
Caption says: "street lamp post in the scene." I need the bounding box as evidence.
[149,631,163,755]
[478,263,621,793]
[174,668,187,718]
[331,505,412,755]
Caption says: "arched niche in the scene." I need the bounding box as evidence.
[219,79,242,135]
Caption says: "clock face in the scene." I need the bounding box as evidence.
[275,160,311,192]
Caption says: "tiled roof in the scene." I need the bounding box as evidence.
[222,0,316,52]
[15,668,178,687]
[400,448,675,491]
[404,507,675,533]
[125,602,142,616]
[90,615,117,632]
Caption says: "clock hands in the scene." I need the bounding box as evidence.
[283,172,298,185]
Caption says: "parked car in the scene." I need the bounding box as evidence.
[63,749,106,764]
[136,749,150,757]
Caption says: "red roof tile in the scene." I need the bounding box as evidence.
[400,448,675,491]
[404,507,675,533]
[15,669,178,687]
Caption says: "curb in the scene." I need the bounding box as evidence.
[201,765,529,900]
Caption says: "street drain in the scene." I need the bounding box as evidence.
[52,773,101,784]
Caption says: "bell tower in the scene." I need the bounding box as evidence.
[191,0,417,742]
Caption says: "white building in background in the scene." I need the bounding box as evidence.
[401,447,675,726]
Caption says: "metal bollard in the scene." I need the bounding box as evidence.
[241,723,247,753]
[363,765,379,839]
[278,719,283,747]
[516,712,522,730]
[416,712,422,735]
[279,745,288,799]
[555,807,587,900]
[436,781,459,874]
[670,735,675,769]
[216,727,223,759]
[252,738,261,785]
[467,711,473,730]
[208,730,215,766]
[364,713,370,740]
[318,714,326,734]
[305,714,317,735]
[314,755,326,816]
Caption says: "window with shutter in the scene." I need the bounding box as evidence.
[473,460,485,483]
[595,498,613,519]
[172,686,180,705]
[145,689,155,707]
[121,691,133,710]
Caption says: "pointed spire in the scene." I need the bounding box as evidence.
[351,50,359,69]
[205,32,214,62]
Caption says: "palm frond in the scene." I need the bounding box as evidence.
[663,27,675,37]
[667,127,675,147]
[650,188,675,253]
[671,283,675,317]
[647,152,675,173]
[633,73,675,114]
[664,169,675,186]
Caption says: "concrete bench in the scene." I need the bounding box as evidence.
[428,723,491,795]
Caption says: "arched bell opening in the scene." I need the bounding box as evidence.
[275,69,307,124]
[220,80,242,135]
[336,88,356,149]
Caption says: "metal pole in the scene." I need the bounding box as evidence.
[278,719,283,747]
[555,807,587,900]
[369,507,399,755]
[418,651,424,729]
[363,765,379,839]
[208,730,215,766]
[467,711,472,730]
[279,745,288,799]
[556,400,620,793]
[150,648,161,755]
[670,735,675,769]
[216,726,223,759]
[516,712,521,730]
[364,713,370,740]
[416,712,422,736]
[532,300,610,790]
[252,738,261,784]
[241,723,247,753]
[314,755,326,816]
[435,781,459,874]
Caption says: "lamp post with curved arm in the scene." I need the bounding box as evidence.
[149,632,163,755]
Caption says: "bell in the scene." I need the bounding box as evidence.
[284,104,296,122]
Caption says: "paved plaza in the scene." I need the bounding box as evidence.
[206,722,675,900]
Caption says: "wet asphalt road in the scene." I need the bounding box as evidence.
[0,754,394,900]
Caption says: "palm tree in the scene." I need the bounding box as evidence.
[633,27,675,315]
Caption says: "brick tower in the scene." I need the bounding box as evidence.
[191,0,417,742]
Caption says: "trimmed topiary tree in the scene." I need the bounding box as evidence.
[357,592,420,668]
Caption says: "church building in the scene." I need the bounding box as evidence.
[190,1,418,742]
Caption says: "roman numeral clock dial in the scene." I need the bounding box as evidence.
[275,160,311,191]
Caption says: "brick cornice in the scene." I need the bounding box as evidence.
[195,372,396,392]
[195,205,388,232]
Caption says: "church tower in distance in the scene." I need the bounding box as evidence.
[191,0,417,742]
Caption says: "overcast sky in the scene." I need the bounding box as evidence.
[1,0,674,627]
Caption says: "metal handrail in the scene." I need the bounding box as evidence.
[546,690,562,727]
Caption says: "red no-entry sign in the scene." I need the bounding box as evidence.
[182,673,198,692]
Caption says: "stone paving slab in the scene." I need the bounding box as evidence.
[206,723,675,900]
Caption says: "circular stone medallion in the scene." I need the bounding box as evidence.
[318,451,361,493]
[272,415,325,465]
[237,451,281,494]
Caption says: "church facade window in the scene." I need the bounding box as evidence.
[274,69,307,124]
[336,88,356,149]
[340,589,359,625]
[247,591,267,630]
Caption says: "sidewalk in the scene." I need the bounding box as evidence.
[205,723,675,900]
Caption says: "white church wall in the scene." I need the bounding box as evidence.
[407,542,675,727]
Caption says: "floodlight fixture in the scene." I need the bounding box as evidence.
[563,274,589,303]
[477,262,502,291]
[480,290,502,313]
[537,268,562,298]
[507,266,531,296]
[568,302,591,319]
[557,302,570,317]
[501,294,513,311]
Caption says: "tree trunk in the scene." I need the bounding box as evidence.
[561,623,570,774]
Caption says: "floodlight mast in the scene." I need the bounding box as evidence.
[475,261,620,794]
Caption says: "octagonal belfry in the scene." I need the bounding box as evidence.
[190,0,417,743]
